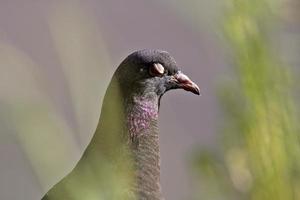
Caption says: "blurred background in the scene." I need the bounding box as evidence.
[0,0,299,200]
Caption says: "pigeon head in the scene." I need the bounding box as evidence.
[114,49,200,99]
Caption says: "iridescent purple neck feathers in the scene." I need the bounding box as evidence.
[127,96,159,139]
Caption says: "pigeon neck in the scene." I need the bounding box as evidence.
[126,95,159,138]
[126,95,163,200]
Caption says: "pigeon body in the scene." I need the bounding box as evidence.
[42,49,199,200]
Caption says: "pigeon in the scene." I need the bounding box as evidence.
[42,49,200,200]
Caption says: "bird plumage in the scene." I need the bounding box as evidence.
[42,49,199,200]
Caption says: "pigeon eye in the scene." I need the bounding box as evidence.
[149,63,165,77]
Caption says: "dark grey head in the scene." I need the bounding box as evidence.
[114,49,200,99]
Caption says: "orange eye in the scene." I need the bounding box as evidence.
[149,63,165,77]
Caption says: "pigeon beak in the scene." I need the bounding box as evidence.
[173,71,200,95]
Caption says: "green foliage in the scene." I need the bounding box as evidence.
[193,0,300,200]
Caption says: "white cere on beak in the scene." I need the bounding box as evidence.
[175,71,190,82]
